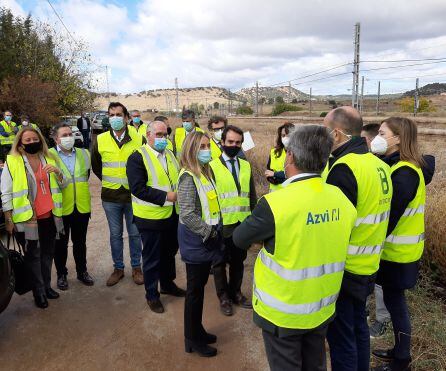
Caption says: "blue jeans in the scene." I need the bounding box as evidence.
[81,129,90,149]
[102,201,142,270]
[327,290,370,371]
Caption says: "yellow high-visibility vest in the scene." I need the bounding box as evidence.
[328,152,393,275]
[50,147,91,215]
[97,129,143,190]
[210,157,251,225]
[174,127,204,159]
[268,148,286,191]
[253,176,357,329]
[382,161,425,263]
[0,120,17,145]
[131,145,180,220]
[178,169,220,225]
[6,154,63,222]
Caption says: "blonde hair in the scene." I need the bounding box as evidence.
[10,127,54,160]
[180,131,212,179]
[382,117,425,168]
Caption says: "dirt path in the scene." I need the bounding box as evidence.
[0,176,268,371]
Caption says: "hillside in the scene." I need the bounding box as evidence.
[404,83,446,97]
[237,86,309,103]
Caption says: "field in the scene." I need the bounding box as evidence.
[149,113,446,370]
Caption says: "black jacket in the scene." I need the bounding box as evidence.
[126,148,178,231]
[377,152,435,290]
[91,128,145,203]
[77,117,91,131]
[326,137,376,301]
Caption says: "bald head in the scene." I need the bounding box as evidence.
[324,106,363,136]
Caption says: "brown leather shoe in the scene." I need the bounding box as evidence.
[147,299,164,313]
[219,297,233,316]
[233,292,252,309]
[106,269,124,286]
[132,267,144,285]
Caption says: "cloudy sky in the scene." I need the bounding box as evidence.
[3,0,446,95]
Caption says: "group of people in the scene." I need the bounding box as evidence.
[0,101,433,371]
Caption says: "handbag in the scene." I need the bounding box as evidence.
[0,237,15,312]
[8,233,33,295]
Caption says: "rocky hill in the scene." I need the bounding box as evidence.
[404,83,446,97]
[237,86,309,103]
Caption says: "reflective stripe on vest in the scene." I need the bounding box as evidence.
[6,154,62,222]
[253,177,357,329]
[50,147,91,215]
[328,152,392,275]
[179,169,220,226]
[97,129,143,190]
[131,145,180,220]
[381,161,426,263]
[210,157,252,225]
[268,148,286,191]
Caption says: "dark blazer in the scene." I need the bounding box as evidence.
[77,117,91,131]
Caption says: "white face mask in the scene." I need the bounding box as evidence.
[60,136,75,150]
[22,121,29,126]
[370,135,398,155]
[282,136,290,149]
[214,129,223,142]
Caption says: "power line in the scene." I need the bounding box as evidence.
[360,60,446,73]
[46,0,78,45]
[361,57,446,63]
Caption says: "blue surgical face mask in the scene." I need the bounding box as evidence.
[110,116,125,131]
[197,149,212,164]
[183,121,193,132]
[154,137,168,152]
[133,117,141,124]
[4,115,12,122]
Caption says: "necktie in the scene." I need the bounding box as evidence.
[229,159,240,193]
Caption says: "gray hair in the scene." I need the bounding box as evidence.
[146,120,165,134]
[288,124,333,173]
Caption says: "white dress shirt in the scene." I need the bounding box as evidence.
[221,152,239,179]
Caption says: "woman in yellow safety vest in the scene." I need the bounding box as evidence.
[0,127,66,309]
[265,122,295,191]
[370,117,435,371]
[177,131,222,358]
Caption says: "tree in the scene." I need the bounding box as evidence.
[236,106,253,115]
[267,98,274,105]
[399,97,436,113]
[275,96,284,104]
[213,101,220,109]
[272,103,303,116]
[291,98,298,104]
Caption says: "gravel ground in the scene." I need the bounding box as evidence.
[0,176,268,371]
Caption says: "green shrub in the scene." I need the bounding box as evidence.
[320,112,328,117]
[236,106,254,115]
[271,103,303,116]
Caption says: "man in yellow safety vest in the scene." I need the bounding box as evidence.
[127,120,185,314]
[173,110,203,159]
[233,125,357,371]
[91,102,145,287]
[51,123,94,290]
[0,110,18,161]
[209,125,256,316]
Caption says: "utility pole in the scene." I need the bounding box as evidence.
[351,22,360,108]
[255,81,259,117]
[309,87,312,116]
[105,65,110,102]
[414,78,419,116]
[175,77,179,114]
[228,89,231,116]
[376,81,381,116]
[360,76,364,114]
[288,82,292,103]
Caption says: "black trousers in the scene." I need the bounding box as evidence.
[383,287,411,361]
[15,217,56,296]
[54,208,90,276]
[213,236,247,300]
[184,262,211,342]
[139,222,178,301]
[262,325,328,371]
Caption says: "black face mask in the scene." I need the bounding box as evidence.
[22,141,42,154]
[167,127,172,136]
[222,145,241,158]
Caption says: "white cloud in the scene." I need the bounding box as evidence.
[0,0,26,16]
[4,0,446,94]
